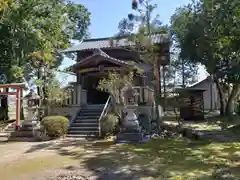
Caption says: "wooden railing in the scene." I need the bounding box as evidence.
[98,95,112,137]
[130,86,154,105]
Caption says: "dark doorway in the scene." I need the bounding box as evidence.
[87,89,109,104]
[85,76,109,104]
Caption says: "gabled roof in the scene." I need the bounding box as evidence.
[61,33,169,53]
[73,49,132,71]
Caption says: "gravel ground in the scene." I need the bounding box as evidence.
[17,167,141,180]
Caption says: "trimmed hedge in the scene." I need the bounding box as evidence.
[101,113,119,137]
[41,116,69,138]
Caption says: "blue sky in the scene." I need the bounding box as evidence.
[59,0,207,86]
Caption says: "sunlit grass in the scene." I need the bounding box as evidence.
[86,138,240,180]
[164,115,240,131]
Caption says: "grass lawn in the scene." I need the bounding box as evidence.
[163,115,240,131]
[76,138,240,180]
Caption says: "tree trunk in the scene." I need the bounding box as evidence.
[1,89,9,121]
[214,77,226,116]
[225,84,240,116]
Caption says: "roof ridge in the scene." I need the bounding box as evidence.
[83,32,168,42]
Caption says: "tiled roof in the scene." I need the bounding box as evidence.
[61,33,169,53]
[73,49,134,71]
[76,48,131,66]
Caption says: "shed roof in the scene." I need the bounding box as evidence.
[61,33,169,53]
[175,87,207,92]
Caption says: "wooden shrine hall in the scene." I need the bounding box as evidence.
[62,33,170,105]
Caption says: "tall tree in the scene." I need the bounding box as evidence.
[0,0,91,119]
[116,0,169,127]
[171,0,240,115]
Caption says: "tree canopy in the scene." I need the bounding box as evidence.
[171,0,240,115]
[0,0,91,118]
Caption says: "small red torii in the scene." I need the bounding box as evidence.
[0,83,25,130]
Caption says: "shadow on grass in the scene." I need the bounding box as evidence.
[79,138,240,179]
[23,137,240,180]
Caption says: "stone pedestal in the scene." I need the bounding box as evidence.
[20,107,40,137]
[116,106,143,143]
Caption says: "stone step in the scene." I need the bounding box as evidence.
[3,129,15,133]
[79,112,102,116]
[68,130,99,136]
[71,122,99,127]
[4,127,15,131]
[77,115,100,118]
[79,110,103,114]
[10,131,34,138]
[66,134,98,138]
[74,119,98,124]
[69,126,99,131]
[0,132,9,137]
[21,121,39,126]
[84,104,105,108]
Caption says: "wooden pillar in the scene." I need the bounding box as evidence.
[77,84,81,105]
[72,87,76,105]
[154,56,161,95]
[15,88,21,130]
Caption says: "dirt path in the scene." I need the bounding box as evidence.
[0,139,123,180]
[0,141,55,164]
[0,139,142,180]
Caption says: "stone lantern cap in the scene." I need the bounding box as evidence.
[24,90,40,100]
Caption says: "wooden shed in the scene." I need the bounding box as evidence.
[176,88,206,121]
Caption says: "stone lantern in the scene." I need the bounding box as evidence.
[116,86,143,143]
[21,90,41,134]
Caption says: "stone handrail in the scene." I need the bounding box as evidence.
[98,95,112,137]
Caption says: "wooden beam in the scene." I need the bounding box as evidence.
[0,92,17,95]
[0,83,25,89]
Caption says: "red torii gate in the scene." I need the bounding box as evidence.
[0,83,25,130]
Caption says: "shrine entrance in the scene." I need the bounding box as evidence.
[0,83,25,130]
[84,75,109,104]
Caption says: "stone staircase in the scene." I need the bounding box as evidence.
[0,123,15,138]
[67,104,105,137]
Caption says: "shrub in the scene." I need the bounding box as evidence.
[100,113,119,137]
[41,116,69,138]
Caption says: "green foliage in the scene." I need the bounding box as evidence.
[101,113,119,137]
[171,0,240,115]
[0,0,91,118]
[0,0,90,81]
[44,78,71,107]
[41,116,69,138]
[98,71,134,104]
